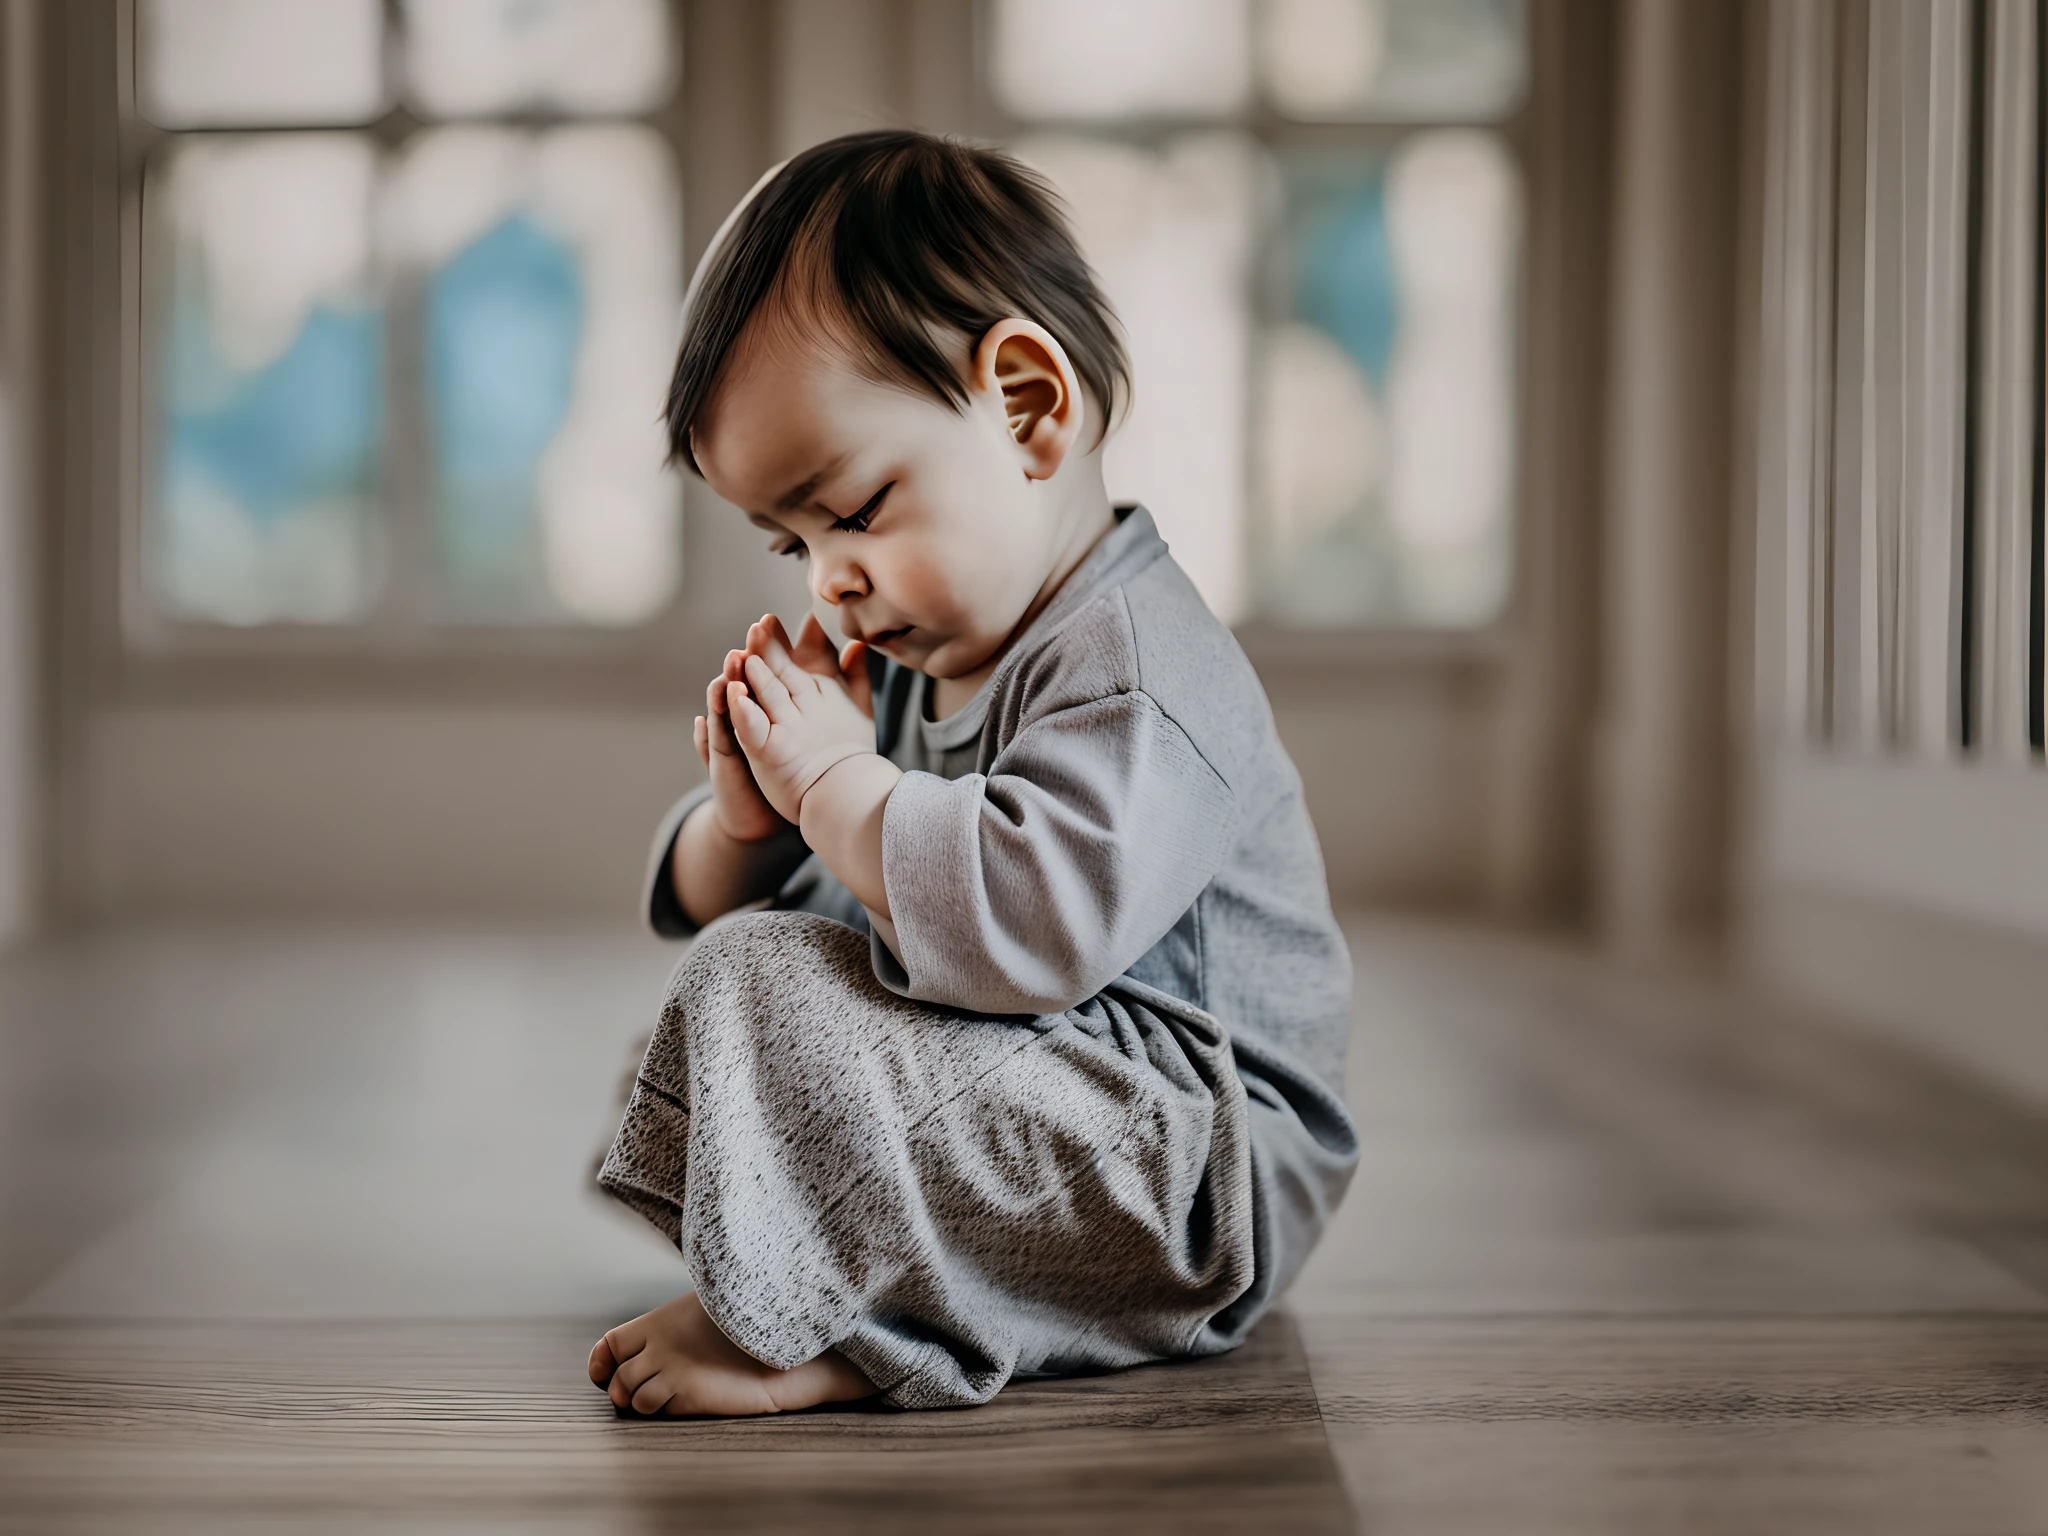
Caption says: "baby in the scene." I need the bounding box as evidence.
[588,131,1358,1416]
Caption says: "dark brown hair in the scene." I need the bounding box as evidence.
[664,130,1130,475]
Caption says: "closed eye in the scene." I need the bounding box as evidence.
[832,482,892,534]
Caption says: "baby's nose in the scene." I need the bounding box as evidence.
[811,555,870,606]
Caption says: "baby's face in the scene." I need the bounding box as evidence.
[692,333,1073,681]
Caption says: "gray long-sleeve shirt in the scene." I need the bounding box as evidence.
[644,505,1358,1307]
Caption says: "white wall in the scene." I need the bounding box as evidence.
[78,707,695,921]
[1745,753,2048,1105]
[68,673,1501,920]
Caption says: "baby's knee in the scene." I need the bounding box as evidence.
[673,911,863,995]
[640,912,872,1098]
[658,911,872,1043]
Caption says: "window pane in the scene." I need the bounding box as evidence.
[1018,134,1258,624]
[148,136,385,625]
[384,126,682,625]
[1259,0,1526,122]
[400,0,674,120]
[139,0,387,129]
[1257,130,1518,627]
[993,0,1252,121]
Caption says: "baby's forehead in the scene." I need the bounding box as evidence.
[698,319,955,466]
[691,344,899,508]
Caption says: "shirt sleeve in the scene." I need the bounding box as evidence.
[877,690,1240,1014]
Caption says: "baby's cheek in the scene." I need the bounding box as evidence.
[891,547,972,628]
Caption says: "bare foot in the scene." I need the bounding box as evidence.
[588,1291,877,1417]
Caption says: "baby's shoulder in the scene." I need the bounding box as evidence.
[1004,586,1141,707]
[1004,557,1278,788]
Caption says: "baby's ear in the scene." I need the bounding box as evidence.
[972,319,1085,481]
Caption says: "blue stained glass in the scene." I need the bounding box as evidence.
[148,132,386,626]
[1255,152,1403,626]
[1259,134,1517,628]
[424,213,586,613]
[164,298,383,523]
[1289,163,1397,385]
[156,262,384,627]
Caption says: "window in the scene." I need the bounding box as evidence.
[134,0,683,634]
[986,0,1526,628]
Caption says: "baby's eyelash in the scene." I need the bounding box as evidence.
[775,543,808,560]
[832,482,892,534]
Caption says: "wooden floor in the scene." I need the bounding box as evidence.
[3,916,2047,1531]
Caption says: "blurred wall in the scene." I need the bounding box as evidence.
[32,0,1614,925]
[0,0,39,946]
[0,378,29,945]
[29,0,2041,1124]
[1735,0,2048,1105]
[1593,0,1740,959]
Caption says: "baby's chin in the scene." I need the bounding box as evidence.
[890,631,997,680]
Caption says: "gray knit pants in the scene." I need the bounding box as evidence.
[597,911,1257,1408]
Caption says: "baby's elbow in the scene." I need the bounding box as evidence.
[993,935,1125,1016]
[903,937,1116,1016]
[905,897,1135,1014]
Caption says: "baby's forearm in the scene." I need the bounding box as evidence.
[673,800,809,928]
[798,753,901,920]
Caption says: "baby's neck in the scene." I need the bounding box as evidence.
[930,476,1117,719]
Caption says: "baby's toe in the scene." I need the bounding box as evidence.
[588,1336,618,1386]
[607,1349,661,1409]
[630,1373,678,1416]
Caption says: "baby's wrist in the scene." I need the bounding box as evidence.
[795,751,900,918]
[702,795,786,846]
[796,751,899,833]
[797,749,876,819]
[716,809,791,843]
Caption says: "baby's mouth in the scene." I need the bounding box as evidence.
[867,626,914,650]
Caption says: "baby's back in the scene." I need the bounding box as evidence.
[1102,553,1354,1096]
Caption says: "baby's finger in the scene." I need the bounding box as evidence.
[693,714,709,768]
[709,699,743,757]
[752,619,802,681]
[704,684,741,756]
[722,647,747,687]
[737,616,797,685]
[708,680,741,746]
[727,683,771,754]
[743,652,797,720]
[792,613,838,675]
[762,637,819,697]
